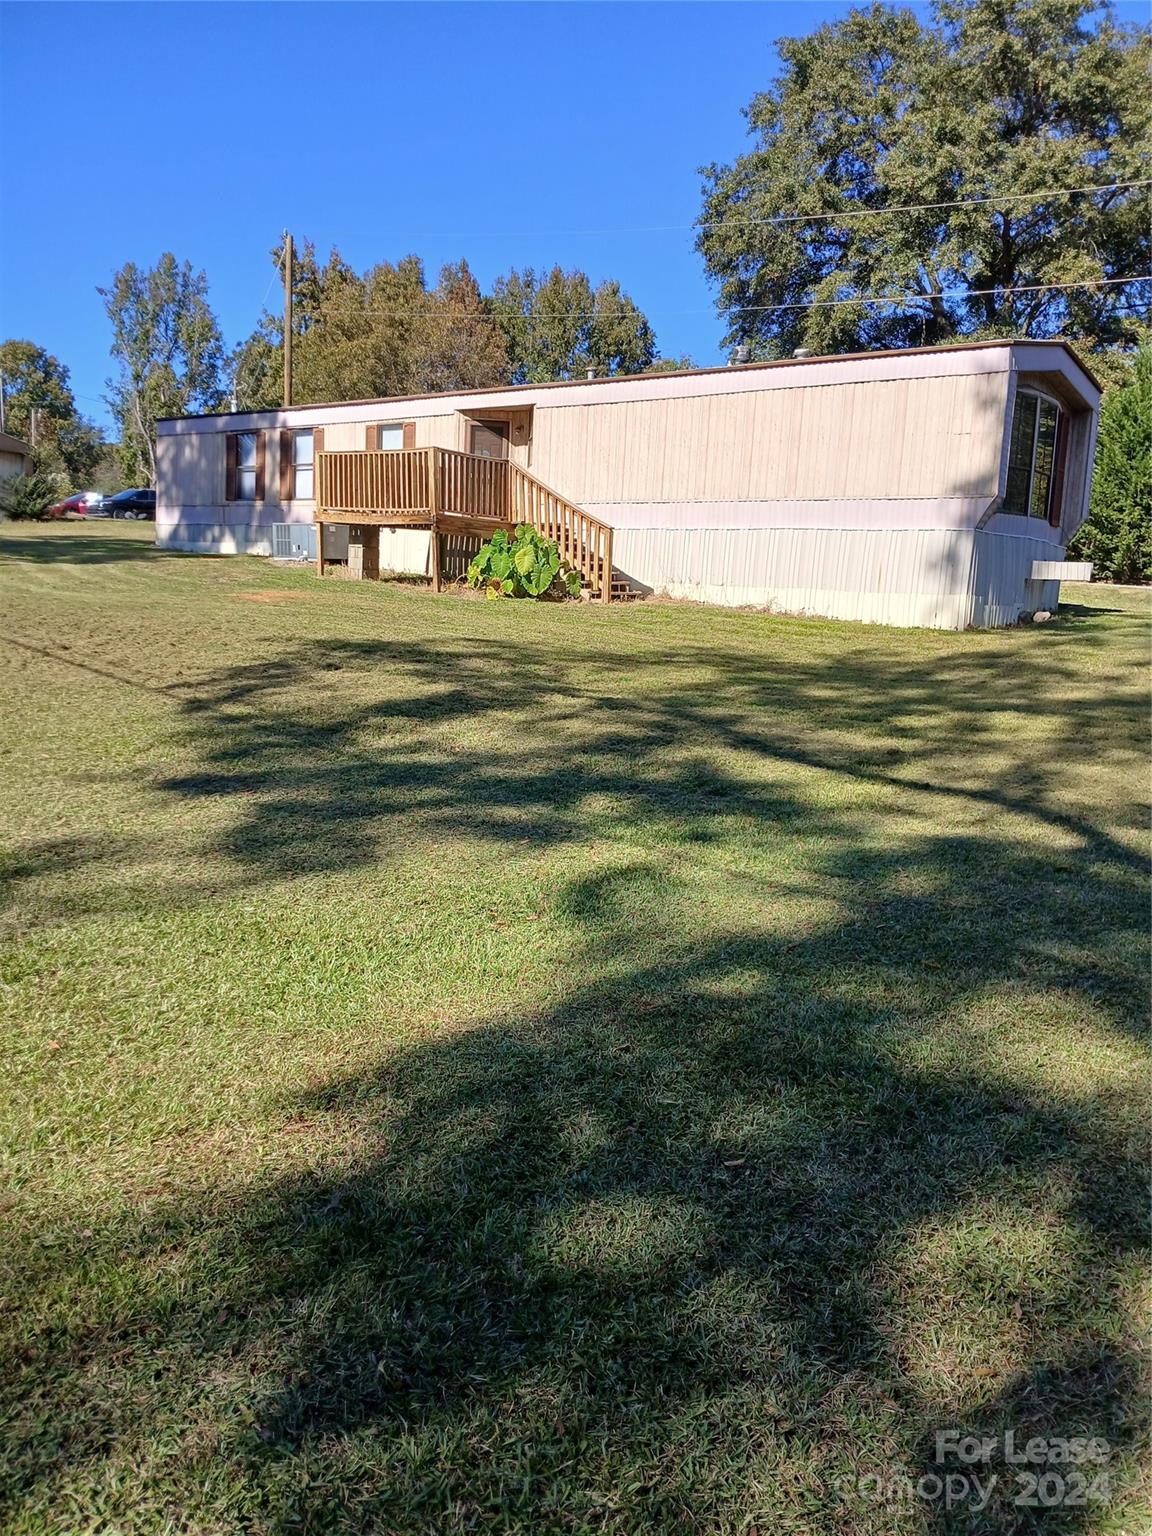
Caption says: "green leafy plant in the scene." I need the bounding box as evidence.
[466,525,582,600]
[0,471,58,522]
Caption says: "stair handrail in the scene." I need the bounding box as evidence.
[505,461,614,604]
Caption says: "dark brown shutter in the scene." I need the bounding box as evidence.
[1048,415,1069,527]
[279,429,293,502]
[225,433,238,502]
[313,428,324,509]
[365,423,378,451]
[255,431,266,502]
[402,421,416,451]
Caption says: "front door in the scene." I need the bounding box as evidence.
[470,419,509,459]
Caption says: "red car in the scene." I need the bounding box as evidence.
[46,491,103,518]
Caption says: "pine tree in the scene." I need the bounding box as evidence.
[1071,348,1151,582]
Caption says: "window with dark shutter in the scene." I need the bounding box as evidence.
[279,429,293,502]
[229,431,259,502]
[291,430,314,499]
[368,423,406,451]
[225,433,239,502]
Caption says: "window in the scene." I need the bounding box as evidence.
[235,431,258,501]
[291,429,314,500]
[1003,389,1064,520]
[230,431,259,501]
[364,422,414,451]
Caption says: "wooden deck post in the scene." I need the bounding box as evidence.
[428,446,442,593]
[601,525,613,604]
[364,526,380,581]
[315,520,325,577]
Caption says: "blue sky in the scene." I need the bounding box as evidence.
[1,0,1140,433]
[0,0,878,429]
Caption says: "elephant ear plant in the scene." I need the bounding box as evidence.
[467,525,583,600]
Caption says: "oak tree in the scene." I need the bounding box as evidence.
[697,0,1151,357]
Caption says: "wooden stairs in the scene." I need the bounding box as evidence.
[315,445,640,602]
[584,571,645,602]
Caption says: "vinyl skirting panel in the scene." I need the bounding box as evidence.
[155,514,1074,630]
[614,526,1071,629]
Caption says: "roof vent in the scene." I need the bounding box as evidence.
[586,367,596,380]
[729,344,752,366]
[793,347,813,359]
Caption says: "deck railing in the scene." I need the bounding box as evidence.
[438,447,508,522]
[316,448,431,520]
[315,446,614,601]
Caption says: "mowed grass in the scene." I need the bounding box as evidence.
[0,519,1148,1536]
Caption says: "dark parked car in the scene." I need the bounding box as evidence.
[105,488,156,520]
[45,490,104,518]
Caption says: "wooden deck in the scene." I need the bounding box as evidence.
[315,446,615,602]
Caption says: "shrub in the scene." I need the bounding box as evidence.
[0,471,59,521]
[1070,347,1151,584]
[467,525,582,600]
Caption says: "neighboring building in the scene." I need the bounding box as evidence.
[0,431,32,482]
[155,338,1100,629]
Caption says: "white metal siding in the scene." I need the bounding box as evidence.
[613,527,979,629]
[529,370,1009,507]
[613,524,1078,629]
[378,530,432,574]
[970,530,1069,626]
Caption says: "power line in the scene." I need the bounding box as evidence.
[242,180,1150,333]
[698,178,1152,230]
[333,178,1150,241]
[259,241,286,312]
[310,273,1150,324]
[717,274,1150,316]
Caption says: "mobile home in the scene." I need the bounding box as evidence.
[155,338,1100,628]
[0,431,33,483]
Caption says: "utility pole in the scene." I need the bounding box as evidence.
[0,371,6,434]
[283,231,294,408]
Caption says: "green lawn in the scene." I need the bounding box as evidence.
[1,519,1148,1535]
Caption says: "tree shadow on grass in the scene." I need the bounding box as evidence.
[153,630,1148,889]
[0,834,131,903]
[4,622,1148,1532]
[0,531,173,564]
[6,837,1147,1533]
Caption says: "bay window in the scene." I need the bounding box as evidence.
[1003,389,1065,523]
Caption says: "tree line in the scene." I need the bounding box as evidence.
[1,0,1146,572]
[2,250,685,497]
[231,247,690,413]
